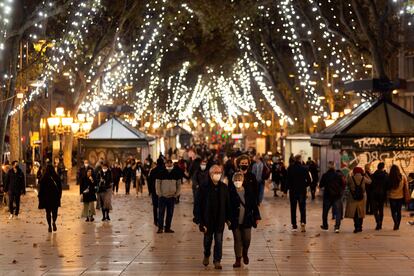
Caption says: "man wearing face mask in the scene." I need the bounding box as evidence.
[194,165,231,270]
[155,159,181,233]
[236,155,259,206]
[229,172,261,268]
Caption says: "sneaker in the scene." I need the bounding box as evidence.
[291,225,298,232]
[8,214,13,220]
[320,225,329,231]
[90,217,95,222]
[164,229,175,233]
[334,228,340,233]
[85,217,90,222]
[106,216,110,221]
[213,261,222,270]
[102,217,106,221]
[203,256,209,266]
[157,228,163,234]
[301,223,306,232]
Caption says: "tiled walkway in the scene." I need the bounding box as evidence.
[1,182,414,275]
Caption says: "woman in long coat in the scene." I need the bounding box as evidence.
[38,164,62,232]
[345,167,371,233]
[96,163,113,221]
[80,167,97,222]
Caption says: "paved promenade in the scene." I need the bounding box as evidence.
[1,182,414,276]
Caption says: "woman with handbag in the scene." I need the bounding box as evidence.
[80,167,97,222]
[388,165,410,230]
[97,162,113,221]
[38,164,62,233]
[229,172,261,268]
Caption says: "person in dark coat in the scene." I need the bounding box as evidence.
[96,163,113,221]
[147,158,164,226]
[192,159,210,220]
[123,161,134,195]
[286,155,312,232]
[194,165,231,270]
[370,162,390,230]
[4,160,26,219]
[229,172,261,268]
[38,164,62,232]
[307,158,319,200]
[77,160,91,186]
[80,167,97,222]
[111,162,122,194]
[236,155,259,205]
[319,162,345,232]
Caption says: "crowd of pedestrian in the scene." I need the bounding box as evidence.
[1,144,414,269]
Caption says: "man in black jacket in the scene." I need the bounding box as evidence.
[319,162,344,233]
[286,155,311,232]
[370,162,390,230]
[4,161,26,219]
[194,165,231,270]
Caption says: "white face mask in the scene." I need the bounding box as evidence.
[212,174,221,183]
[200,164,207,171]
[102,168,108,173]
[166,166,173,171]
[234,181,243,188]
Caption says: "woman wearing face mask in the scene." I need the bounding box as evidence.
[236,155,260,206]
[229,172,261,268]
[97,163,113,221]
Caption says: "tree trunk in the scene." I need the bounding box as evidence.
[9,107,20,162]
[63,132,73,170]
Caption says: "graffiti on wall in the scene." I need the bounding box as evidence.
[340,150,414,176]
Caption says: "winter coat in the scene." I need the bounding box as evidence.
[345,173,371,219]
[194,180,231,233]
[242,172,260,204]
[38,173,62,210]
[80,175,97,203]
[111,167,122,182]
[319,168,344,200]
[123,166,134,182]
[96,170,112,193]
[77,165,91,185]
[229,183,261,230]
[4,168,25,195]
[155,167,182,198]
[287,162,311,195]
[193,169,209,190]
[370,170,390,201]
[389,175,409,200]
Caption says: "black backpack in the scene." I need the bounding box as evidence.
[326,173,342,200]
[351,176,364,201]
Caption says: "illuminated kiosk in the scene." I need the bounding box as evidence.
[79,117,155,167]
[310,99,414,177]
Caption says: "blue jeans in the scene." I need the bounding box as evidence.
[158,197,175,230]
[322,197,343,228]
[258,180,265,204]
[204,231,223,262]
[290,193,306,226]
[389,198,404,228]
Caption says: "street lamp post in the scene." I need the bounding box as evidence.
[47,106,73,189]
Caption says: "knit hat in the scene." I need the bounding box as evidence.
[353,167,364,175]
